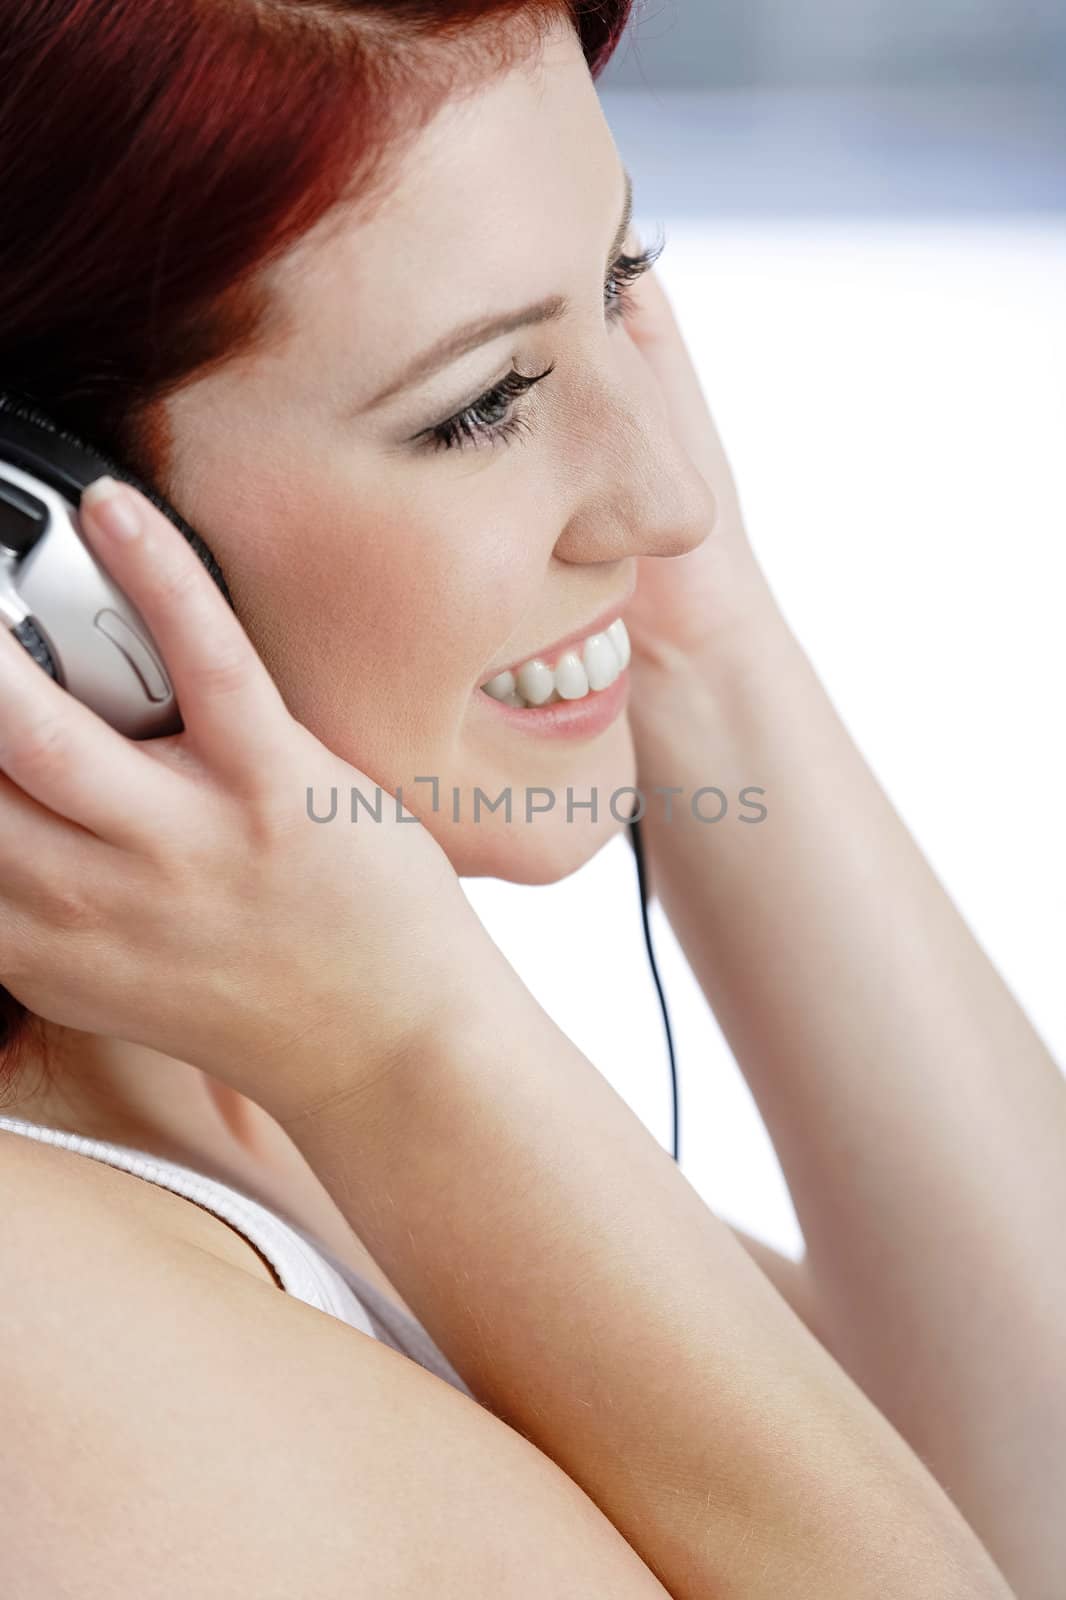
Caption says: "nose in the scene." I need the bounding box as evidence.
[552,333,718,566]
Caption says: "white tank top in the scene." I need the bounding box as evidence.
[0,1113,473,1400]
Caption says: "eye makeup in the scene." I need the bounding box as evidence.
[416,233,666,455]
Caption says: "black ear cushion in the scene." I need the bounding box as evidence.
[0,387,233,608]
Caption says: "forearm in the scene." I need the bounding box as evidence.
[271,936,1012,1600]
[726,1224,828,1343]
[627,600,1066,1596]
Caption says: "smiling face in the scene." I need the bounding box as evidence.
[159,15,714,883]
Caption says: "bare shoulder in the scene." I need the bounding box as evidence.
[0,1122,281,1287]
[0,1128,671,1599]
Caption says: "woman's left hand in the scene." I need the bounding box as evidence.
[619,234,781,677]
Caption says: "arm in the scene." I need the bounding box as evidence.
[626,609,1066,1599]
[267,946,1014,1600]
[726,1225,827,1346]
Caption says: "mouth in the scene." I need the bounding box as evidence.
[479,605,632,710]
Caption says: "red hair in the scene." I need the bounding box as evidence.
[0,0,635,1088]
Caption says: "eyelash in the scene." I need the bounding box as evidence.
[420,233,667,455]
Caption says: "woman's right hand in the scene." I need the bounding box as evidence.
[0,476,482,1121]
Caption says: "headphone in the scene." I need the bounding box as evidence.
[0,386,682,1162]
[0,387,231,740]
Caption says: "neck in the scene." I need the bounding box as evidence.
[2,1024,281,1182]
[2,1021,417,1313]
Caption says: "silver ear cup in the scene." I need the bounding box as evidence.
[0,459,182,739]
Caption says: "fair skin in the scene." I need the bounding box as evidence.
[0,14,1057,1597]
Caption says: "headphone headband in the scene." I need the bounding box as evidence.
[0,388,231,605]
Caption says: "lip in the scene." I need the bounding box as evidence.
[474,659,630,741]
[479,588,635,686]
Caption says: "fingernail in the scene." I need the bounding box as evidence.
[81,475,142,541]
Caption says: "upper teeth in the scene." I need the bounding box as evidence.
[481,618,631,708]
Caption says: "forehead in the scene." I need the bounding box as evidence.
[258,21,620,399]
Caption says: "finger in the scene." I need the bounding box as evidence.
[0,768,121,1004]
[0,621,180,848]
[77,477,290,784]
[0,765,112,900]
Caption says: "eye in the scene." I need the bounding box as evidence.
[417,362,556,454]
[604,231,667,325]
[414,232,668,456]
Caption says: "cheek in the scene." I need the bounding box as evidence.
[235,480,540,763]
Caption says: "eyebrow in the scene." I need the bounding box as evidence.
[361,166,634,412]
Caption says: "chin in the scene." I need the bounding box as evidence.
[468,806,632,885]
[434,726,639,885]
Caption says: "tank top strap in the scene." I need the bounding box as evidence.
[0,1112,475,1398]
[0,1113,377,1336]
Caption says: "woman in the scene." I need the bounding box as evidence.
[0,3,1061,1595]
